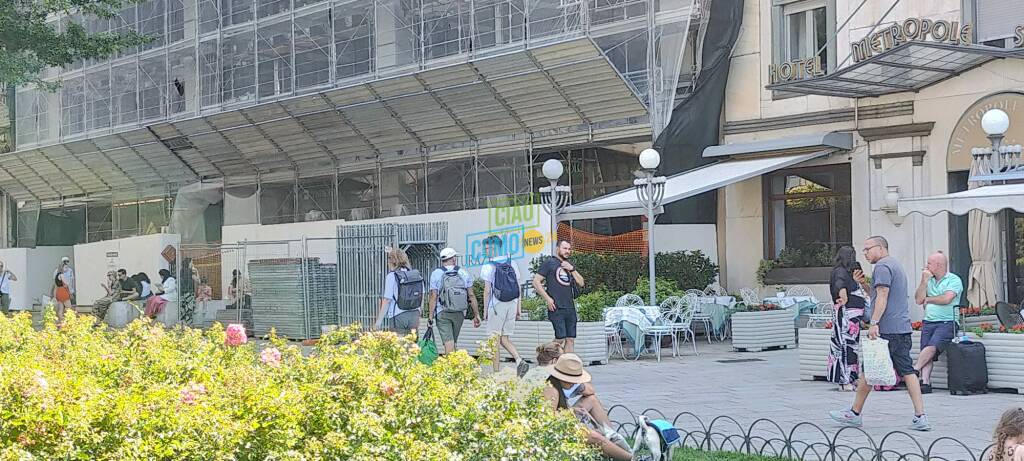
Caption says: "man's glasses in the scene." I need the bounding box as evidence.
[862,245,880,253]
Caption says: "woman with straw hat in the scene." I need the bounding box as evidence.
[541,354,641,461]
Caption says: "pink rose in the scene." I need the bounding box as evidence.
[225,324,247,346]
[260,347,282,367]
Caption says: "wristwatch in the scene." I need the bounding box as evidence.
[870,319,880,326]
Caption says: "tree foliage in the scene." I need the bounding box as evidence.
[0,0,149,90]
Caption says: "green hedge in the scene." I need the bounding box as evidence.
[530,251,718,295]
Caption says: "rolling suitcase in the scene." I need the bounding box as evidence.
[946,340,988,395]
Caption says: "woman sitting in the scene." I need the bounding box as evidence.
[145,269,177,319]
[541,353,637,461]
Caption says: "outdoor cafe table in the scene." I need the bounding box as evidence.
[763,296,818,320]
[604,305,661,329]
[695,296,736,335]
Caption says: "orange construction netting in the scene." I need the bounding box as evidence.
[557,222,648,255]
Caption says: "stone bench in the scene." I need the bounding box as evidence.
[105,301,141,328]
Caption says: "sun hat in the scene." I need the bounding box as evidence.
[545,353,591,384]
[439,247,459,260]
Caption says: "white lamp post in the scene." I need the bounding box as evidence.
[540,159,571,255]
[635,148,667,305]
[972,109,1023,183]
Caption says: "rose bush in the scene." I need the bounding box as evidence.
[0,311,598,460]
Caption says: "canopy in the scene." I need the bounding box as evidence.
[898,183,1024,216]
[560,150,833,220]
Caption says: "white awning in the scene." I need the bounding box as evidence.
[898,184,1024,216]
[560,150,833,220]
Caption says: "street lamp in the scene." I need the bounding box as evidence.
[972,109,1023,183]
[635,148,667,305]
[540,159,571,255]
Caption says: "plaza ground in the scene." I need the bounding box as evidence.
[586,341,1016,459]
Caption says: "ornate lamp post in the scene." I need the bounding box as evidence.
[635,149,667,305]
[971,108,1023,184]
[540,159,571,255]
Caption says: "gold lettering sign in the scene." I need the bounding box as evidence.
[768,56,826,84]
[1015,25,1024,48]
[851,18,972,63]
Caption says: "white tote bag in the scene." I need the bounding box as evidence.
[861,337,898,387]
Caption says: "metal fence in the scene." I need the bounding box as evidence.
[607,406,995,461]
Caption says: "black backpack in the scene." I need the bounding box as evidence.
[393,268,424,311]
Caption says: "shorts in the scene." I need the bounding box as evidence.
[487,300,517,336]
[435,310,466,344]
[549,307,578,339]
[880,333,918,378]
[387,310,421,335]
[921,321,957,357]
[0,293,9,314]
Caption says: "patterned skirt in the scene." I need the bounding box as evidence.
[827,305,865,385]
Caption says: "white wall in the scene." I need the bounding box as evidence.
[653,224,719,263]
[222,205,553,285]
[74,234,180,303]
[0,246,72,310]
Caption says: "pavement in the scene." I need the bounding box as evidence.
[586,341,1019,460]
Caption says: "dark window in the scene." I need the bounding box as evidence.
[764,163,852,266]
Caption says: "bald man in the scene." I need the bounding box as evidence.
[913,251,964,394]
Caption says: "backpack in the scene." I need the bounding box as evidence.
[439,267,470,313]
[490,258,520,302]
[393,269,424,311]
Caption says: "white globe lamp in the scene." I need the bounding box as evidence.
[542,159,564,181]
[982,109,1010,136]
[639,148,661,170]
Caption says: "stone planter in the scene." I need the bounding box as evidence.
[798,328,832,381]
[419,320,608,365]
[731,310,796,352]
[962,315,999,330]
[973,333,1024,393]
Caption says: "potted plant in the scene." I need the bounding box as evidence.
[960,305,999,329]
[731,302,796,352]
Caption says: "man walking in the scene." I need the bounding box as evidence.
[0,261,18,315]
[914,251,963,394]
[428,247,481,354]
[533,240,585,352]
[830,236,930,431]
[480,235,528,376]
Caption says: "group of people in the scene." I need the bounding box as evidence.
[93,268,177,323]
[374,236,586,377]
[827,235,967,432]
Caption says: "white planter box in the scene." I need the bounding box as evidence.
[731,310,796,352]
[799,329,1024,394]
[419,320,608,365]
[962,315,999,329]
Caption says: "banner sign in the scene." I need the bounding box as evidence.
[851,18,972,63]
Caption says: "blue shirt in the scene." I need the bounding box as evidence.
[924,272,964,322]
[381,269,417,319]
[429,266,474,315]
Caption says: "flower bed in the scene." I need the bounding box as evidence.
[0,311,597,459]
[732,309,795,352]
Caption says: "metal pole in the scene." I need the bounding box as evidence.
[549,178,558,255]
[646,172,656,306]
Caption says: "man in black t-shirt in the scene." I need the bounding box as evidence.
[532,240,585,352]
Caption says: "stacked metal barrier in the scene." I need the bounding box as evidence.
[249,258,338,339]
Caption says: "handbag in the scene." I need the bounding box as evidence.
[417,326,439,366]
[861,337,898,387]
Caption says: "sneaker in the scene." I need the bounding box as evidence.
[516,360,530,378]
[633,455,654,461]
[911,414,932,432]
[920,384,933,394]
[829,408,863,427]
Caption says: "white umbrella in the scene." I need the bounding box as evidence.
[966,209,1000,307]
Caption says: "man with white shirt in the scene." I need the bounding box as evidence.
[0,260,18,314]
[479,235,528,377]
[428,247,480,354]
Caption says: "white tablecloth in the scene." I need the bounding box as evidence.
[696,296,736,308]
[763,296,816,308]
[604,305,661,329]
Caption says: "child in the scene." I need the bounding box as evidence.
[993,407,1024,461]
[196,278,213,302]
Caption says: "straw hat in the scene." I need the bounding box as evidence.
[545,353,591,384]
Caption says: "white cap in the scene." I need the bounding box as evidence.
[61,256,70,262]
[439,247,459,260]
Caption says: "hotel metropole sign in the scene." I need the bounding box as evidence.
[852,18,972,63]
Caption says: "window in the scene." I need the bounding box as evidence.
[971,0,1024,44]
[773,0,834,72]
[763,164,851,266]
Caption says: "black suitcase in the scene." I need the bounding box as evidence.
[946,340,988,395]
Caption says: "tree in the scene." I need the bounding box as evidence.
[0,0,149,91]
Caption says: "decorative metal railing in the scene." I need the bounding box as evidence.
[607,406,996,461]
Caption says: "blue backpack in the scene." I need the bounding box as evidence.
[491,258,520,302]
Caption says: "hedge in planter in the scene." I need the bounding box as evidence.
[0,311,598,460]
[529,250,718,295]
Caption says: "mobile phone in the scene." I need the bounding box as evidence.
[851,262,863,273]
